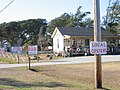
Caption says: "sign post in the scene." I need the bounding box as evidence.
[94,0,102,88]
[28,45,38,69]
[11,47,22,63]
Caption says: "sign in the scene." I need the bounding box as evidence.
[90,41,107,54]
[0,48,5,53]
[11,47,22,54]
[28,45,38,55]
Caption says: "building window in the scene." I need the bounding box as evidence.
[85,39,89,46]
[57,39,59,49]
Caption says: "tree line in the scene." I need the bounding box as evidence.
[0,0,119,50]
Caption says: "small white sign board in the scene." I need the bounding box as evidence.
[28,45,38,55]
[11,47,22,54]
[90,41,107,54]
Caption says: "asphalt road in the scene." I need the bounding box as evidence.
[0,55,120,69]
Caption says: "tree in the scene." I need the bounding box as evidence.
[38,26,46,51]
[0,18,48,47]
[48,6,91,34]
[47,13,72,34]
[37,25,51,51]
[20,19,47,45]
[81,18,93,28]
[73,6,90,27]
[0,23,6,47]
[0,22,22,46]
[103,0,120,34]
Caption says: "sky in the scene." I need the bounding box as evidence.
[0,0,109,23]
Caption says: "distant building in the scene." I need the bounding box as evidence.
[0,40,11,52]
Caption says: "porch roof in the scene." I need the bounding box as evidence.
[57,27,117,37]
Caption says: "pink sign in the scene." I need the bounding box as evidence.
[28,45,38,55]
[0,48,5,53]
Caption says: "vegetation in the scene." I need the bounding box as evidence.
[0,2,120,49]
[103,0,120,34]
[0,62,120,90]
[0,53,63,64]
[0,19,47,47]
[37,26,51,51]
[0,2,120,90]
[0,57,16,64]
[0,6,92,49]
[47,6,92,34]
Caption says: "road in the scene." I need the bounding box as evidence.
[0,55,120,69]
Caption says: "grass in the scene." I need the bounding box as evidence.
[0,62,120,90]
[0,53,63,64]
[0,57,17,64]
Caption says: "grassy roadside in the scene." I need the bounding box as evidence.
[0,62,120,90]
[0,57,17,64]
[0,54,63,64]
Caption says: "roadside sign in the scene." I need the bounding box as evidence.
[90,41,107,54]
[11,47,22,54]
[0,48,5,53]
[28,45,38,55]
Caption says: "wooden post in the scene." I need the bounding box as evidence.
[17,55,20,64]
[94,0,102,88]
[28,55,31,69]
[37,54,39,62]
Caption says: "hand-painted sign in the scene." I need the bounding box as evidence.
[90,41,107,54]
[28,45,38,55]
[11,47,22,54]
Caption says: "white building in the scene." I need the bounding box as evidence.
[52,27,120,56]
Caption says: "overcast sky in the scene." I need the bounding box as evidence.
[0,0,109,23]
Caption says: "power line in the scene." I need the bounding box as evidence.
[0,0,14,13]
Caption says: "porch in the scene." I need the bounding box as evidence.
[64,36,120,56]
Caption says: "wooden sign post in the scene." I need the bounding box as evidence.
[94,0,102,88]
[28,45,38,69]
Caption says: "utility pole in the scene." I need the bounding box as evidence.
[94,0,102,88]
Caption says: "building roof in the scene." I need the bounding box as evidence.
[57,27,116,37]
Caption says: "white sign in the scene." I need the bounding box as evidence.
[11,47,22,54]
[0,48,5,53]
[28,45,38,55]
[90,41,107,54]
